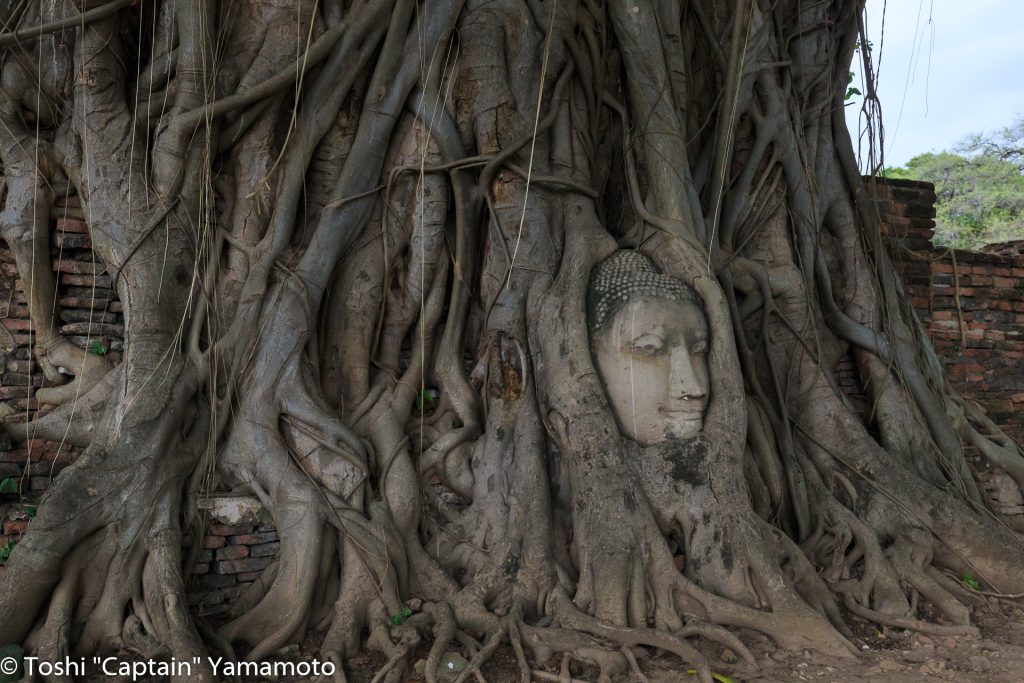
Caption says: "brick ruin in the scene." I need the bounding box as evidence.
[872,178,1024,443]
[1,178,1023,612]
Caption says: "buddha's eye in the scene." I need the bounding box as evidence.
[691,339,709,354]
[630,334,664,355]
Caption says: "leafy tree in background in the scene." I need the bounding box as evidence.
[887,116,1024,249]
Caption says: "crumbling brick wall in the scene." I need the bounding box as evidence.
[1,195,120,498]
[869,177,1024,444]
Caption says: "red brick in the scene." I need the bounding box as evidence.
[53,232,91,249]
[248,541,279,558]
[55,195,81,208]
[203,535,226,549]
[229,532,278,545]
[61,274,112,287]
[208,524,254,536]
[3,520,28,536]
[213,557,270,575]
[1,318,33,331]
[55,218,88,233]
[53,259,105,275]
[0,386,33,399]
[214,545,249,561]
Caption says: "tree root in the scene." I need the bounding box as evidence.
[35,338,114,407]
[841,595,980,637]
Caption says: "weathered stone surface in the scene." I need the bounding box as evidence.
[196,494,265,526]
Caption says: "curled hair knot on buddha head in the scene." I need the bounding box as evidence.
[587,250,702,336]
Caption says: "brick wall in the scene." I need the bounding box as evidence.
[867,177,1024,443]
[0,195,282,607]
[185,495,280,618]
[0,195,120,496]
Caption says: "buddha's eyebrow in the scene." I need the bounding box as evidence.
[629,331,665,341]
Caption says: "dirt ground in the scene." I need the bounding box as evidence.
[65,600,1024,682]
[648,601,1024,683]
[339,601,1024,683]
[752,602,1024,682]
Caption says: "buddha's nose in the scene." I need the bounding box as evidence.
[670,347,708,400]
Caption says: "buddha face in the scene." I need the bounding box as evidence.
[592,296,710,445]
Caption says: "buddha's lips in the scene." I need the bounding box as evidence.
[660,408,703,416]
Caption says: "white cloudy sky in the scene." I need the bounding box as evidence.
[844,0,1024,169]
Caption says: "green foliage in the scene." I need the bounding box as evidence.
[0,477,18,494]
[390,607,413,625]
[415,388,437,414]
[885,116,1024,249]
[88,339,109,355]
[961,573,982,591]
[0,538,13,565]
[844,72,861,101]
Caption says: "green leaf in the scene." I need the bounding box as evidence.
[962,573,982,591]
[0,539,14,564]
[390,607,414,625]
[88,340,108,355]
[415,389,436,413]
[844,86,861,101]
[0,478,18,494]
[25,505,37,518]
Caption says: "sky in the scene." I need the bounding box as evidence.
[844,0,1024,169]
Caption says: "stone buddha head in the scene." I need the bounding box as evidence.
[588,251,710,445]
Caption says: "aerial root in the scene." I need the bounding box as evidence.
[509,620,531,683]
[887,545,971,626]
[620,645,649,683]
[931,568,1002,605]
[317,650,347,683]
[454,625,507,683]
[32,560,80,683]
[676,621,756,667]
[34,337,113,407]
[194,618,237,662]
[1,365,118,446]
[367,622,419,683]
[423,602,457,683]
[841,594,980,637]
[531,669,587,683]
[519,625,632,683]
[550,591,714,680]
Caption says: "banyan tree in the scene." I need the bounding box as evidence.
[2,1,1024,681]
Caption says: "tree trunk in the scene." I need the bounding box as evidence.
[2,1,1023,681]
